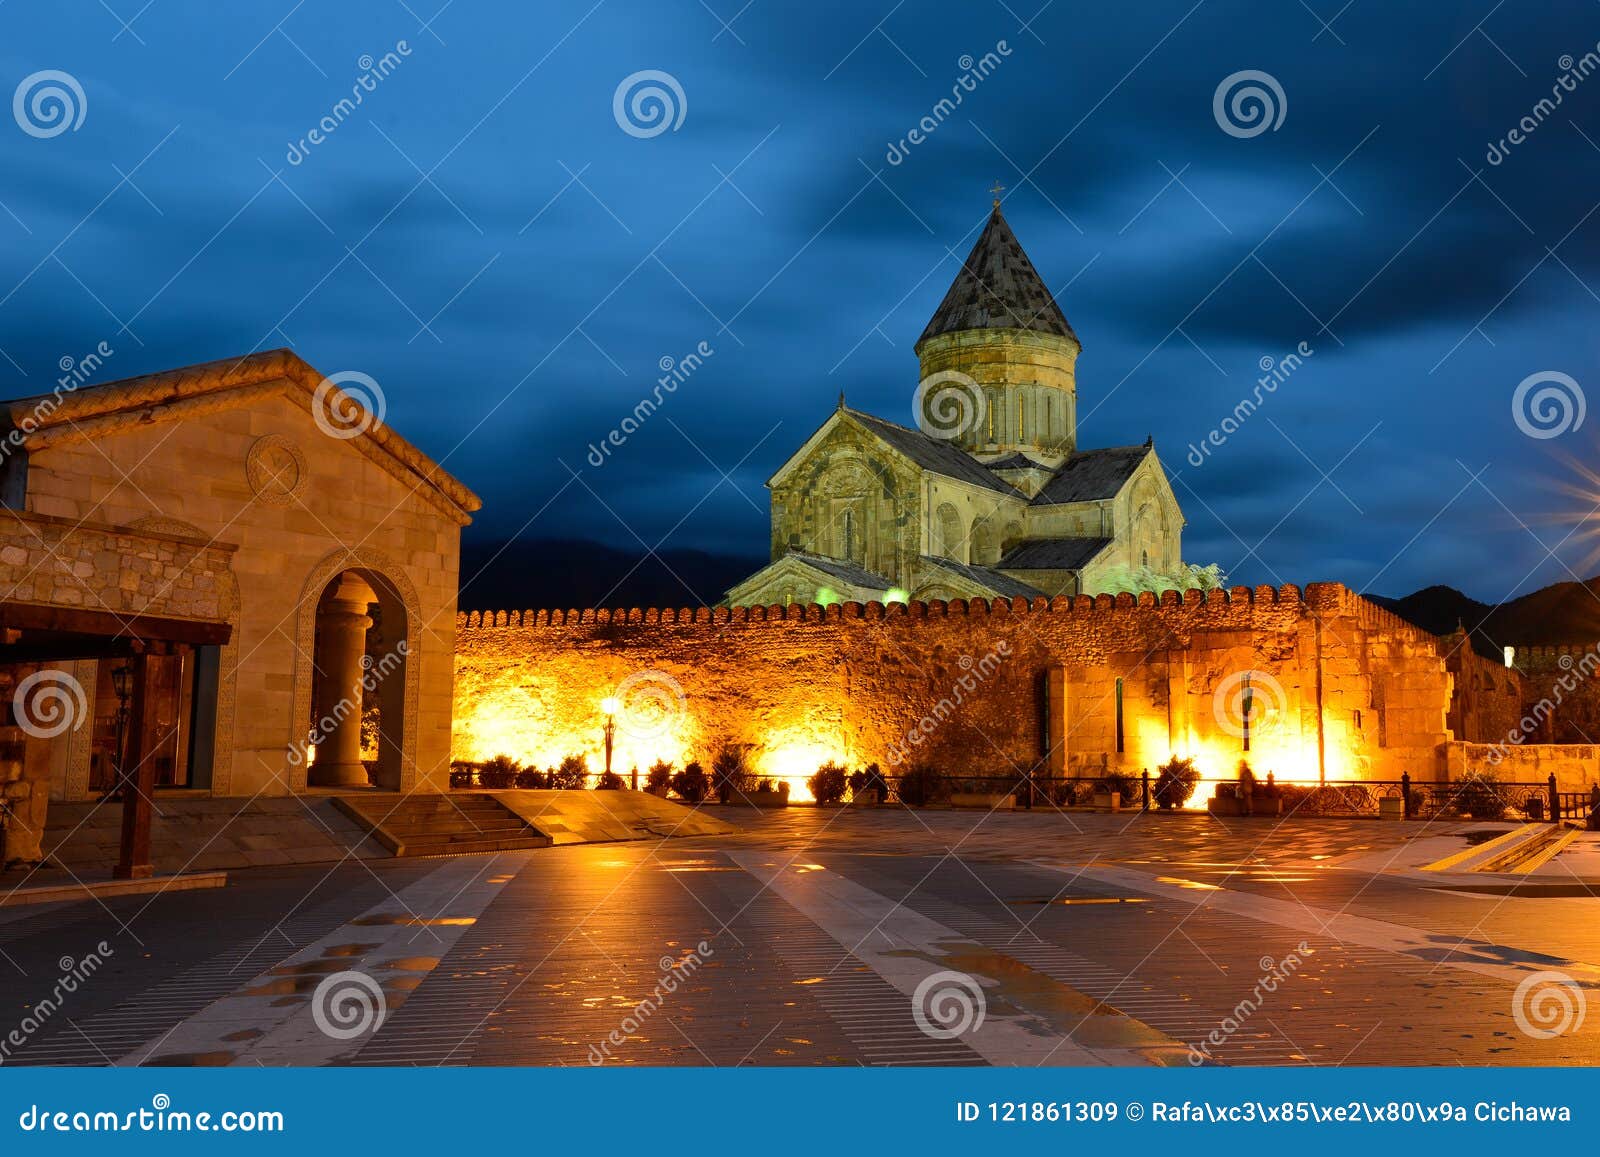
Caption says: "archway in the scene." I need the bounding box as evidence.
[291,549,421,792]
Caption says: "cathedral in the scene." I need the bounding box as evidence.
[726,203,1187,607]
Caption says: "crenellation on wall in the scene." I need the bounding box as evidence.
[453,581,1470,791]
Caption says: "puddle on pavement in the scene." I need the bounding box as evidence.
[322,942,381,957]
[1008,897,1149,906]
[147,1051,237,1067]
[1154,876,1221,891]
[220,1029,263,1043]
[1460,829,1512,846]
[380,956,440,972]
[351,915,476,926]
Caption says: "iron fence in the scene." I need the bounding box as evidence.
[449,757,1598,825]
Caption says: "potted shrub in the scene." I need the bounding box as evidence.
[478,754,520,790]
[896,764,945,807]
[1207,781,1241,817]
[950,773,1020,809]
[711,742,756,804]
[1251,769,1283,817]
[808,763,848,806]
[1092,772,1138,810]
[514,765,547,789]
[849,764,887,805]
[748,778,791,808]
[548,754,589,790]
[595,770,625,790]
[1152,757,1200,810]
[671,761,709,803]
[1452,772,1507,820]
[645,760,674,797]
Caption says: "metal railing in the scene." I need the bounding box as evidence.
[449,758,1599,825]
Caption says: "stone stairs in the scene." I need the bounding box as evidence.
[332,793,553,857]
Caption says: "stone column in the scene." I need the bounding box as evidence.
[310,572,376,788]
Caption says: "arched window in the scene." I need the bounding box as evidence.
[935,503,964,561]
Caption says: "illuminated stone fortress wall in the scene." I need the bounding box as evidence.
[453,582,1482,796]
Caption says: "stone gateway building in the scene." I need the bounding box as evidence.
[726,204,1186,608]
[0,351,476,866]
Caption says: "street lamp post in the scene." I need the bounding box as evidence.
[601,696,620,787]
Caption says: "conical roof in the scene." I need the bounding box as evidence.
[917,205,1078,348]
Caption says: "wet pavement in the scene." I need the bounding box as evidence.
[1,808,1597,1067]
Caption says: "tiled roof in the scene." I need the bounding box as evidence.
[918,206,1078,347]
[1031,445,1150,506]
[844,409,1020,496]
[998,537,1113,570]
[920,555,1045,598]
[785,551,894,591]
[984,452,1050,472]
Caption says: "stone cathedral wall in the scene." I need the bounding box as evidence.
[452,582,1481,794]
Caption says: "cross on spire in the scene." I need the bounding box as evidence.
[989,180,1005,207]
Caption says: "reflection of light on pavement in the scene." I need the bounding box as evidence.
[1154,876,1221,891]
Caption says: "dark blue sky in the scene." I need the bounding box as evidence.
[4,1,1600,602]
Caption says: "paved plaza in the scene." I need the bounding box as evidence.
[2,809,1597,1067]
